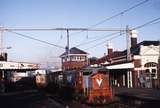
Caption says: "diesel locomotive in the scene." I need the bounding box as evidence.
[35,68,113,104]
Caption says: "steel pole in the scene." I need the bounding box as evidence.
[0,28,3,55]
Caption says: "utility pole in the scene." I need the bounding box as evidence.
[0,27,5,93]
[126,25,131,61]
[0,27,4,78]
[64,29,70,61]
[64,29,70,70]
[66,29,70,58]
[126,25,132,88]
[0,27,3,55]
[158,40,160,88]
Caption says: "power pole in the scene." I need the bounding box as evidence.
[0,27,4,78]
[126,25,131,61]
[0,27,5,93]
[63,29,70,71]
[126,26,132,88]
[158,40,160,88]
[0,27,3,55]
[67,29,70,58]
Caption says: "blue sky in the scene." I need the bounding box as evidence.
[0,0,160,67]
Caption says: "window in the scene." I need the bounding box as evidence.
[73,56,76,61]
[151,74,156,78]
[76,56,80,61]
[62,58,65,62]
[145,69,150,73]
[144,62,157,67]
[152,69,156,73]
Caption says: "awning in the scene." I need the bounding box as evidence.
[106,62,134,69]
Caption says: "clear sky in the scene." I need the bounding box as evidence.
[0,0,160,68]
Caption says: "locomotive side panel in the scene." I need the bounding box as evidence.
[88,73,113,104]
[91,74,109,89]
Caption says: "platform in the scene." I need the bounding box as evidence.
[114,87,160,101]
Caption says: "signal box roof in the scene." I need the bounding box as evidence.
[60,47,88,57]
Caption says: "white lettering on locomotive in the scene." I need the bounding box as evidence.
[96,78,103,86]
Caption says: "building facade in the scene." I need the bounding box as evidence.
[93,31,160,88]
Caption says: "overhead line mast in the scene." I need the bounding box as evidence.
[1,15,160,60]
[3,28,126,32]
[0,28,3,54]
[1,27,128,62]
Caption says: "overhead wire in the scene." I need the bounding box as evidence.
[133,17,160,30]
[4,16,160,51]
[84,33,125,50]
[72,0,150,48]
[70,0,150,36]
[6,30,65,49]
[90,0,150,28]
[150,20,160,26]
[84,16,160,50]
[75,31,121,47]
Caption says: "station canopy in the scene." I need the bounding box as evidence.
[0,61,39,70]
[106,62,134,70]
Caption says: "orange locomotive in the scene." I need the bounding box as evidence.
[81,68,113,104]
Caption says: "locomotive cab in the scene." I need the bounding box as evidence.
[82,68,113,104]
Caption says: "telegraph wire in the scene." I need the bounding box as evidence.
[150,20,160,26]
[133,17,160,30]
[84,16,160,50]
[2,16,160,51]
[90,0,150,28]
[4,16,160,50]
[7,30,65,49]
[84,32,125,50]
[75,32,121,47]
[70,0,150,36]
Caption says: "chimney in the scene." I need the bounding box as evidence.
[130,30,138,48]
[4,53,7,61]
[107,42,113,56]
[0,53,7,61]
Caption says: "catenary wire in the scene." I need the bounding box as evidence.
[84,33,125,50]
[84,16,160,50]
[6,30,65,49]
[75,32,121,47]
[133,17,160,30]
[70,0,150,36]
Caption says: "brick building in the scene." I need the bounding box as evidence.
[60,47,88,71]
[92,31,160,88]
